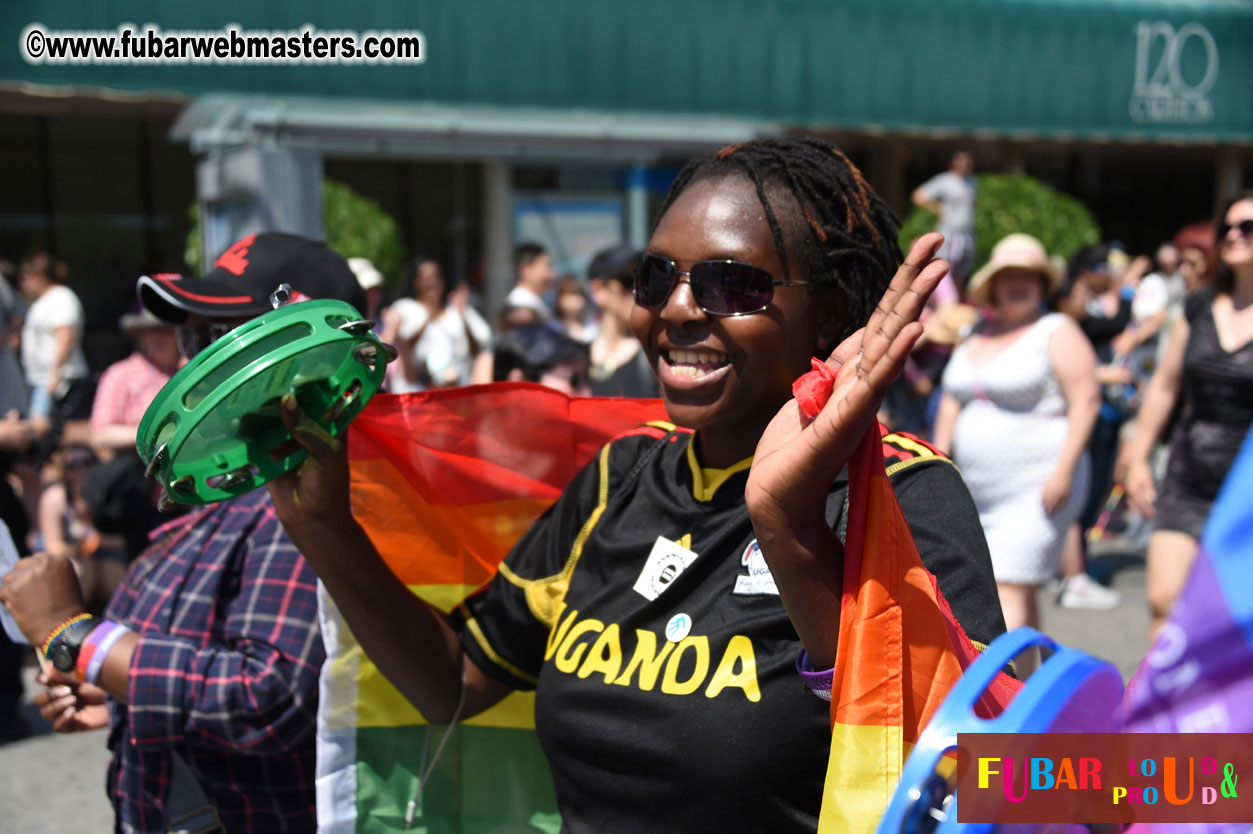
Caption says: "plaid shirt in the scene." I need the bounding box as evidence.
[104,489,323,834]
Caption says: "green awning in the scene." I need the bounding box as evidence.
[4,0,1252,143]
[166,94,781,161]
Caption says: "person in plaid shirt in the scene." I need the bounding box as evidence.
[0,233,368,833]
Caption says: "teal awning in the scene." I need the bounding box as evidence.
[3,0,1252,143]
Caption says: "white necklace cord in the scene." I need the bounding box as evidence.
[405,652,469,831]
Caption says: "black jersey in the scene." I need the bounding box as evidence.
[455,423,1002,834]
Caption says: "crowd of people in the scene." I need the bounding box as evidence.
[0,136,1247,833]
[888,191,1253,654]
[370,241,661,398]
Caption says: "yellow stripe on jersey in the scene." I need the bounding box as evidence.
[882,431,945,477]
[685,435,753,502]
[460,610,540,685]
[966,637,1020,677]
[495,443,613,630]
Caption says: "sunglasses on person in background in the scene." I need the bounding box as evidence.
[633,254,808,316]
[1218,219,1253,241]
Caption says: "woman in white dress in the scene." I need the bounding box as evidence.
[934,234,1100,636]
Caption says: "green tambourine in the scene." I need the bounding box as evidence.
[137,298,395,506]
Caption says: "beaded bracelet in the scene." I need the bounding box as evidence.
[796,650,834,702]
[76,620,130,685]
[40,612,92,656]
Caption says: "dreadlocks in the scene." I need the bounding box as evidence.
[655,134,902,342]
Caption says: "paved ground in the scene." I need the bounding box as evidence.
[0,540,1150,832]
[1038,538,1151,682]
[1,672,114,833]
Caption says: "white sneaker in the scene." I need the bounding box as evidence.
[1058,573,1122,610]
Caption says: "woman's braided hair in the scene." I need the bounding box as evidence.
[655,134,902,342]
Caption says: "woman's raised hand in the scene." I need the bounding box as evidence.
[746,234,949,538]
[266,394,355,540]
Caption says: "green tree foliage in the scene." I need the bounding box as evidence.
[900,173,1100,274]
[185,202,202,274]
[185,180,404,285]
[321,180,404,286]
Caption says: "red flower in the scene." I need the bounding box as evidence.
[792,357,838,421]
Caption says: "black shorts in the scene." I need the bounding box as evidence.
[1153,483,1209,541]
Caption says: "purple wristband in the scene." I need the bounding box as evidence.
[83,621,128,686]
[796,650,833,702]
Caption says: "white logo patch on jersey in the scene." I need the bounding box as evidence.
[664,613,693,642]
[733,539,779,596]
[632,536,699,601]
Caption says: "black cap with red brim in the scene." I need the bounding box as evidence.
[138,232,367,324]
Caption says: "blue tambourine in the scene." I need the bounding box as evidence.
[876,627,1124,834]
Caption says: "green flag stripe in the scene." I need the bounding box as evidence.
[355,724,560,834]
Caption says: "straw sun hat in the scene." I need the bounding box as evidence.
[965,233,1063,307]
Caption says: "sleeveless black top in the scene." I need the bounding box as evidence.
[1158,288,1253,533]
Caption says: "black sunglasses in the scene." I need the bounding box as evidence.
[633,254,808,316]
[1218,218,1253,241]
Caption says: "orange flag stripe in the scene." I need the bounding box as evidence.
[349,385,666,506]
[350,459,554,586]
[347,387,668,587]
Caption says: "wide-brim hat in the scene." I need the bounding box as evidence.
[966,233,1063,307]
[137,232,367,324]
[925,303,979,347]
[119,308,173,332]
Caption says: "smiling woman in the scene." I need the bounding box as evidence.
[264,135,1006,834]
[631,138,900,469]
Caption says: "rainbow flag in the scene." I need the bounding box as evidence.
[819,421,1019,833]
[316,384,667,833]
